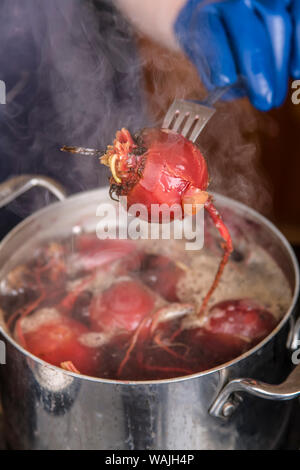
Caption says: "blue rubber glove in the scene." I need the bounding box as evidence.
[174,0,293,110]
[291,0,300,76]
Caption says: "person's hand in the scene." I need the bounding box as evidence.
[175,0,300,111]
[291,0,300,77]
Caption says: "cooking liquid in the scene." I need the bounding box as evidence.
[0,232,292,380]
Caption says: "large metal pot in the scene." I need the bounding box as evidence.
[0,175,299,450]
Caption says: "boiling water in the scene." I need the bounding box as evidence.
[0,231,292,380]
[143,239,291,322]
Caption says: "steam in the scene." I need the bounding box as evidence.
[0,0,274,218]
[0,0,148,215]
[201,99,275,216]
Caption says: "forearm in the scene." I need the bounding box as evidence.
[113,0,185,50]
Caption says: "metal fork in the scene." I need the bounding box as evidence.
[162,82,239,143]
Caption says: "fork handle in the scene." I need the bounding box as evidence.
[202,76,245,107]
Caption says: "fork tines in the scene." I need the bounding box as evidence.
[162,99,215,143]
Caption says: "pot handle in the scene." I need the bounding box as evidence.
[210,317,300,418]
[209,363,300,418]
[0,175,66,209]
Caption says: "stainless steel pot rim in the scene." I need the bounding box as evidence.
[0,188,299,386]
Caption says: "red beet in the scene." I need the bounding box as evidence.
[22,316,98,376]
[90,280,155,334]
[204,299,277,344]
[74,237,137,271]
[101,128,209,218]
